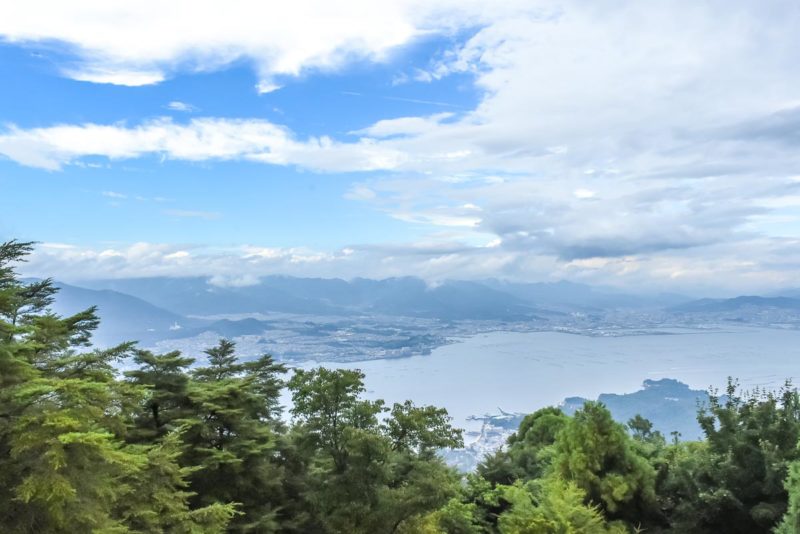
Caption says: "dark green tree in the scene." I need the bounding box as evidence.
[479,407,569,486]
[179,340,288,532]
[660,379,800,533]
[125,348,195,441]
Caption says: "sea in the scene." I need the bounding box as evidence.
[284,326,800,435]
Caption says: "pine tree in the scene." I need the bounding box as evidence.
[125,348,195,441]
[180,340,288,531]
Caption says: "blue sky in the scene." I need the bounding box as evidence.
[0,34,478,249]
[1,1,800,294]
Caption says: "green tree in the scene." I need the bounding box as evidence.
[551,401,657,524]
[287,368,463,533]
[125,348,195,441]
[496,479,628,534]
[0,240,232,533]
[776,451,800,533]
[479,407,569,486]
[661,379,800,533]
[180,340,288,532]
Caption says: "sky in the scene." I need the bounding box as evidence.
[1,0,800,295]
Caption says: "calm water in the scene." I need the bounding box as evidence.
[287,327,800,432]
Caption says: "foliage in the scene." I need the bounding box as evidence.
[496,479,628,534]
[0,241,232,533]
[551,401,658,523]
[479,407,569,486]
[657,379,800,533]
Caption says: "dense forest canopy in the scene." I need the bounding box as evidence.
[2,239,800,533]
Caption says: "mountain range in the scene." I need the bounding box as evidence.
[671,296,800,313]
[43,276,800,349]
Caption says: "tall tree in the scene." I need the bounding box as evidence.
[181,340,288,532]
[661,379,800,533]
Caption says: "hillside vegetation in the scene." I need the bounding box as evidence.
[3,240,800,533]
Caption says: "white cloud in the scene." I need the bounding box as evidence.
[0,0,480,89]
[101,191,127,199]
[66,67,165,87]
[343,185,377,201]
[0,117,406,171]
[573,189,594,200]
[17,236,800,296]
[352,112,453,138]
[166,101,198,112]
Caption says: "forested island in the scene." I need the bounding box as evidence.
[3,240,800,533]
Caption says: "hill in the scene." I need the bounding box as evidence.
[49,282,200,347]
[561,378,708,440]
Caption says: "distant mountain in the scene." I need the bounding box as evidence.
[82,276,540,320]
[49,282,200,347]
[362,279,537,320]
[768,288,800,299]
[672,296,800,313]
[481,279,689,311]
[561,379,708,440]
[78,277,337,316]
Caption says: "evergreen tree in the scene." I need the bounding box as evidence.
[181,340,288,532]
[496,479,628,534]
[479,407,569,486]
[776,452,800,534]
[125,348,195,441]
[551,401,658,524]
[0,240,233,533]
[661,379,800,533]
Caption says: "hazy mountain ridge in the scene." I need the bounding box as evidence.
[672,295,800,313]
[80,276,542,320]
[482,279,691,310]
[80,275,696,317]
[53,275,800,351]
[49,281,204,346]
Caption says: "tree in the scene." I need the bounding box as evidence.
[551,402,657,524]
[387,400,463,454]
[496,479,628,534]
[0,240,232,533]
[480,407,568,485]
[660,379,800,533]
[125,348,195,441]
[180,340,288,531]
[776,451,800,534]
[289,367,386,472]
[287,368,463,533]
